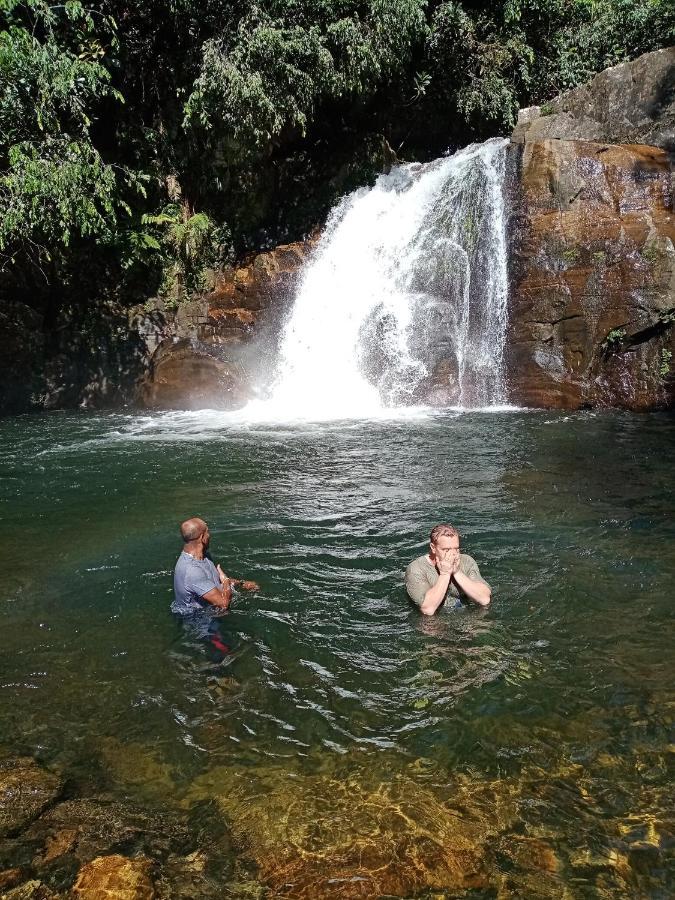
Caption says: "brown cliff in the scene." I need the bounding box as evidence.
[138,239,316,410]
[506,142,674,410]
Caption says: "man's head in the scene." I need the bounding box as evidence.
[180,517,210,550]
[429,523,460,562]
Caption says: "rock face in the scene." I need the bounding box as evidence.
[138,239,314,411]
[512,47,675,150]
[506,47,675,409]
[506,139,675,409]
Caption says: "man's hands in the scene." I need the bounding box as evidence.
[218,566,260,593]
[436,548,460,577]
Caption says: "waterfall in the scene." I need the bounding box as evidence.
[255,137,509,419]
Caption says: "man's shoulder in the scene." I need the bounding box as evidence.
[405,555,432,575]
[175,552,213,572]
[459,552,478,566]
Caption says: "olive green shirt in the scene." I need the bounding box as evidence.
[404,554,489,610]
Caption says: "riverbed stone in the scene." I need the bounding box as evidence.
[183,758,505,898]
[0,867,24,891]
[0,880,57,899]
[0,759,62,838]
[71,855,154,900]
[30,798,190,865]
[507,138,675,409]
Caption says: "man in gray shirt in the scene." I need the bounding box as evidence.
[172,517,233,615]
[405,523,491,615]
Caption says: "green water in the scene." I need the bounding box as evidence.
[1,409,673,897]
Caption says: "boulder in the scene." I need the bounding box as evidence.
[507,139,675,409]
[71,855,154,900]
[512,47,675,150]
[140,340,251,411]
[0,759,62,838]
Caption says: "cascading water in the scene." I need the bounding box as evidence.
[254,137,509,419]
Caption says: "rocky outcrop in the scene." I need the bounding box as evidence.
[506,139,675,410]
[137,239,315,410]
[512,47,675,151]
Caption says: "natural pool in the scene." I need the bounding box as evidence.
[0,409,673,897]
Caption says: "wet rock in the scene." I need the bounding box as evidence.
[627,840,662,875]
[39,829,78,864]
[28,797,190,866]
[507,139,675,409]
[0,867,24,892]
[0,759,62,838]
[0,880,57,899]
[71,854,154,900]
[497,834,561,874]
[183,759,497,898]
[140,238,315,411]
[512,47,675,149]
[140,340,251,412]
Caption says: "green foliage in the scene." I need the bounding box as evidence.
[184,1,427,164]
[659,348,672,377]
[0,0,134,270]
[602,327,627,350]
[139,202,231,297]
[561,246,579,264]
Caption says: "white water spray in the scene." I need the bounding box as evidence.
[252,138,509,419]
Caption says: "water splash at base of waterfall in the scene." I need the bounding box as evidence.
[253,138,510,420]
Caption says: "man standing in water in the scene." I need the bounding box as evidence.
[173,518,234,614]
[405,524,491,615]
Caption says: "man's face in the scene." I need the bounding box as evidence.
[430,534,459,562]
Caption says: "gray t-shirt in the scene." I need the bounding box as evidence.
[404,554,489,610]
[172,551,221,615]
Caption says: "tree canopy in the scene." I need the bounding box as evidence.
[1,0,673,308]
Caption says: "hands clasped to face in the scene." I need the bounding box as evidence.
[430,535,461,577]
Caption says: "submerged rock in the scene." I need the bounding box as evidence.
[0,759,62,838]
[183,759,503,898]
[0,880,57,899]
[30,798,190,865]
[71,854,154,900]
[95,738,177,803]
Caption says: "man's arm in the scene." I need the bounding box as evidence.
[200,564,233,609]
[453,563,491,607]
[419,566,453,616]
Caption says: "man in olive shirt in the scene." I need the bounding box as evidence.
[405,523,491,615]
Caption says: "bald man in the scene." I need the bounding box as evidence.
[172,518,233,616]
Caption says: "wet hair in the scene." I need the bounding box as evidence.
[430,523,459,545]
[180,517,207,543]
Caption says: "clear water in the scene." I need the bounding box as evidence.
[0,409,673,896]
[256,139,509,418]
